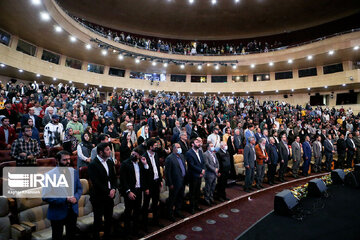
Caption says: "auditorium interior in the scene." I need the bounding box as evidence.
[0,0,360,239]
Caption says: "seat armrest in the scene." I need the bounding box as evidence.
[11,224,27,240]
[20,221,36,232]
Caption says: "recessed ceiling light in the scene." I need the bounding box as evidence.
[163,63,168,67]
[84,83,88,86]
[53,77,57,81]
[307,55,313,60]
[54,26,62,33]
[324,86,328,88]
[112,49,117,53]
[69,36,77,42]
[269,62,274,66]
[198,65,202,70]
[354,46,359,50]
[99,85,102,88]
[204,92,207,94]
[235,0,240,3]
[189,0,194,3]
[69,81,72,83]
[232,65,237,69]
[261,91,264,93]
[250,64,255,68]
[101,49,107,56]
[31,0,41,5]
[328,50,334,55]
[265,75,269,79]
[152,61,157,66]
[180,64,185,69]
[36,73,40,77]
[275,90,279,93]
[342,83,346,86]
[18,69,23,73]
[118,54,124,60]
[135,58,140,64]
[232,91,235,94]
[85,44,91,50]
[114,87,117,90]
[40,12,50,21]
[211,0,217,5]
[215,65,219,70]
[307,87,311,90]
[291,89,294,92]
[207,63,211,67]
[246,91,249,94]
[0,63,5,68]
[288,59,293,64]
[218,91,221,94]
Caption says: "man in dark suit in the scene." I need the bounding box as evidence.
[302,135,312,176]
[0,101,18,125]
[216,142,231,200]
[346,133,356,167]
[178,131,189,154]
[336,133,346,168]
[142,138,163,229]
[233,128,243,151]
[244,137,256,192]
[267,137,279,185]
[88,143,117,240]
[43,150,83,240]
[278,133,290,182]
[20,107,42,129]
[165,143,186,221]
[172,120,182,144]
[324,134,335,172]
[120,147,150,238]
[185,138,205,214]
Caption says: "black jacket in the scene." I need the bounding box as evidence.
[143,151,162,183]
[120,158,149,195]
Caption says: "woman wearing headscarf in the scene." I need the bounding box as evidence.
[63,128,78,155]
[119,132,133,162]
[77,132,93,169]
[139,125,149,140]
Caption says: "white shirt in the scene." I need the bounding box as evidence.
[147,151,159,180]
[193,149,202,163]
[349,139,355,149]
[97,155,111,189]
[132,161,141,188]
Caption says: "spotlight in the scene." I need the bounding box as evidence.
[354,46,359,51]
[69,81,72,83]
[190,92,193,94]
[135,58,140,64]
[218,91,220,94]
[18,69,23,73]
[207,63,211,67]
[214,65,219,70]
[118,54,124,60]
[101,49,108,56]
[307,87,311,90]
[291,89,294,92]
[163,63,168,67]
[112,49,117,53]
[114,87,117,90]
[342,83,346,86]
[69,36,77,42]
[36,73,40,77]
[246,91,249,94]
[99,85,102,88]
[307,55,313,60]
[328,50,334,55]
[189,0,194,3]
[235,0,240,3]
[261,91,264,93]
[324,86,328,89]
[250,64,255,68]
[40,11,50,21]
[54,26,62,33]
[53,77,57,81]
[85,44,92,50]
[232,65,237,69]
[180,64,185,69]
[275,90,279,93]
[288,59,293,64]
[152,61,157,66]
[31,0,41,5]
[84,83,88,86]
[232,91,235,94]
[269,62,274,66]
[211,0,217,5]
[0,63,5,68]
[197,65,202,70]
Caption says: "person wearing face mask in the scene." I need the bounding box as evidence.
[165,143,187,222]
[203,143,220,206]
[120,148,150,238]
[216,142,231,201]
[185,138,205,214]
[142,138,163,230]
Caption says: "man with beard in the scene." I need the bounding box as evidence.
[346,133,356,167]
[291,136,302,178]
[336,133,347,168]
[244,136,256,192]
[278,134,290,182]
[267,137,279,185]
[255,138,268,189]
[66,114,83,142]
[43,150,82,240]
[302,135,312,176]
[120,148,150,238]
[10,125,40,166]
[313,135,323,172]
[185,138,205,214]
[0,117,16,149]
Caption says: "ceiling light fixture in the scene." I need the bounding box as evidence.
[118,54,124,60]
[0,63,5,68]
[232,65,237,69]
[211,0,217,5]
[40,12,50,21]
[54,26,62,33]
[36,73,40,77]
[288,59,293,64]
[324,86,328,89]
[18,69,23,73]
[215,65,219,70]
[307,87,311,90]
[99,85,102,88]
[235,0,240,3]
[342,83,346,86]
[101,49,107,56]
[180,64,185,69]
[85,44,91,50]
[31,0,41,5]
[307,55,313,60]
[69,81,72,83]
[275,90,279,93]
[152,61,157,66]
[69,36,77,42]
[354,46,359,51]
[261,91,264,93]
[269,62,274,66]
[53,77,57,81]
[189,0,194,4]
[84,83,88,86]
[135,58,140,64]
[163,63,168,67]
[291,89,294,92]
[198,65,202,70]
[250,64,255,68]
[328,50,334,55]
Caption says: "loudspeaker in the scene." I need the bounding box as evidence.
[331,169,345,184]
[349,89,354,94]
[274,189,298,216]
[283,94,288,99]
[345,171,360,188]
[308,179,327,197]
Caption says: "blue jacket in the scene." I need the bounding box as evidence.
[185,148,205,179]
[302,141,312,160]
[43,168,83,221]
[267,144,279,165]
[324,139,334,154]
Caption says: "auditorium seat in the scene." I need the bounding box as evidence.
[0,150,12,163]
[36,158,56,167]
[0,196,27,240]
[112,190,125,221]
[150,130,158,137]
[16,194,51,240]
[77,179,94,233]
[237,149,244,154]
[70,155,77,168]
[159,179,169,204]
[233,154,245,175]
[115,152,121,163]
[79,167,88,179]
[47,147,63,158]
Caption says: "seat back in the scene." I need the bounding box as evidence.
[0,197,10,240]
[79,167,88,180]
[36,158,56,167]
[78,179,92,218]
[0,150,12,163]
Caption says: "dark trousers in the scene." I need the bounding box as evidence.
[267,163,277,183]
[217,171,228,198]
[142,179,161,224]
[279,160,288,180]
[168,183,185,216]
[124,188,142,235]
[189,177,202,210]
[337,153,346,168]
[91,196,114,239]
[244,167,255,189]
[325,152,333,171]
[51,208,77,240]
[347,151,355,167]
[302,158,310,176]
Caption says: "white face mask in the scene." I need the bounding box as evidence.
[177,148,182,154]
[210,147,215,152]
[223,146,228,151]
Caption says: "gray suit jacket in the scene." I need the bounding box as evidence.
[203,150,219,177]
[244,144,255,168]
[291,141,301,161]
[313,141,322,158]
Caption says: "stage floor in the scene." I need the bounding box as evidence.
[238,184,360,240]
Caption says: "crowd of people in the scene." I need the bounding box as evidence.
[1,79,360,239]
[73,16,283,56]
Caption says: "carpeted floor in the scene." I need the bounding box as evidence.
[238,184,360,240]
